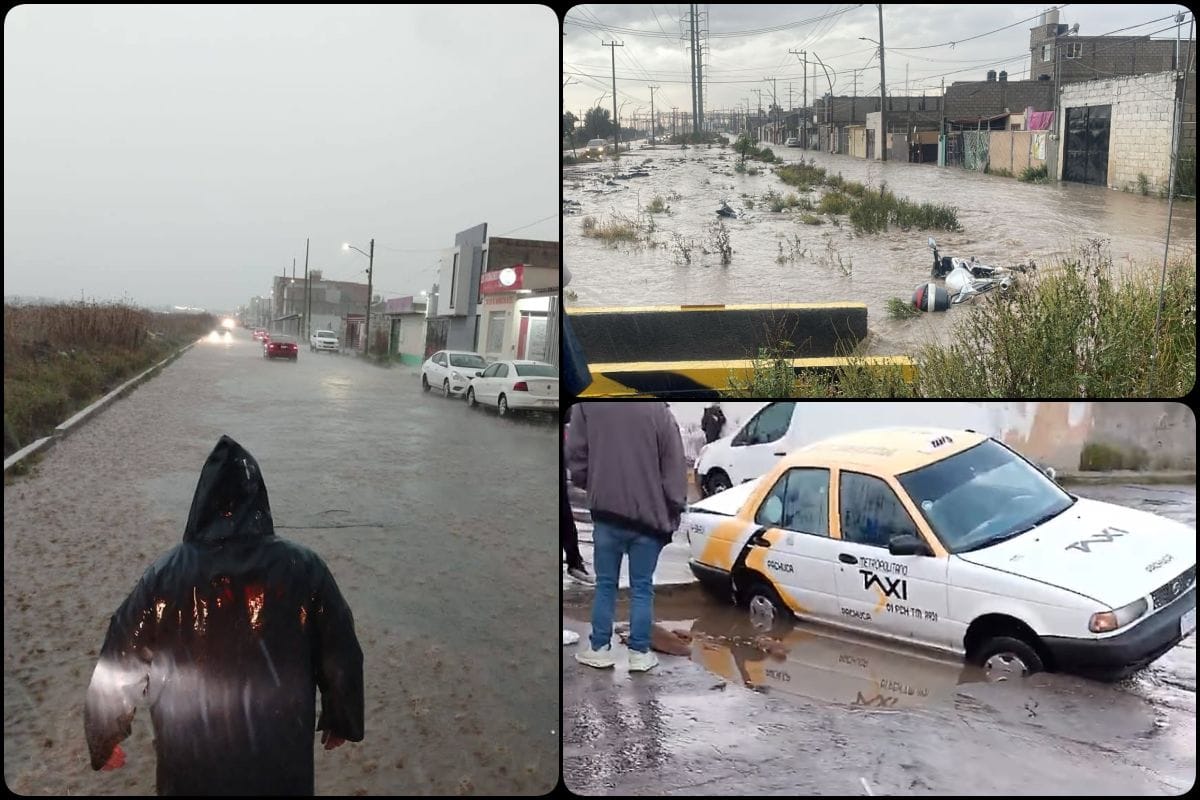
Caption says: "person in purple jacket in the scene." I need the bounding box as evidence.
[565,402,687,672]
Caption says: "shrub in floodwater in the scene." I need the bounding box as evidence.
[744,197,755,209]
[886,296,920,319]
[775,159,827,190]
[580,212,641,244]
[798,212,823,225]
[1018,164,1049,183]
[842,180,868,198]
[646,195,669,214]
[1137,172,1150,196]
[818,191,853,215]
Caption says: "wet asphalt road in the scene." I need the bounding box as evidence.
[4,330,558,795]
[563,483,1196,795]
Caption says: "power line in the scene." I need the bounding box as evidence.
[565,4,862,40]
[887,5,1071,51]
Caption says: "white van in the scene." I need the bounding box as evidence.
[694,401,994,497]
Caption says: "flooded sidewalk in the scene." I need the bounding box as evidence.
[564,144,1196,356]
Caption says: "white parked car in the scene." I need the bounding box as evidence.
[785,137,800,147]
[421,350,487,397]
[695,401,992,498]
[310,329,339,353]
[466,360,558,416]
[684,427,1196,682]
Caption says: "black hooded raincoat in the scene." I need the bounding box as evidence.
[84,435,364,795]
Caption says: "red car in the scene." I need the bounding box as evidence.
[263,335,298,361]
[252,328,270,342]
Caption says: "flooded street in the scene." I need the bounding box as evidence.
[4,331,558,795]
[564,143,1197,355]
[563,482,1196,795]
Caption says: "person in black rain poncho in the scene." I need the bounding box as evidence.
[84,435,364,796]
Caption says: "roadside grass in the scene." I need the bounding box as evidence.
[646,195,670,214]
[725,240,1196,398]
[3,302,212,457]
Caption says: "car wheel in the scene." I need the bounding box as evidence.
[421,374,430,392]
[442,379,451,398]
[703,470,732,497]
[498,394,509,417]
[971,635,1044,682]
[466,387,477,407]
[739,578,792,633]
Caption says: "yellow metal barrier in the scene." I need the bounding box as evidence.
[578,356,917,398]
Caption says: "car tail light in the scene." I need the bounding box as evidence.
[513,381,529,391]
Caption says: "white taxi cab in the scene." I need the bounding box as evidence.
[684,427,1197,681]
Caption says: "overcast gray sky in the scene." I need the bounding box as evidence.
[564,4,1192,121]
[4,4,558,311]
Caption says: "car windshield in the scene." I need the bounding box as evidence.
[450,354,486,368]
[316,331,335,338]
[897,439,1075,554]
[514,364,556,377]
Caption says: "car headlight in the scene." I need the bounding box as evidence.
[1089,597,1149,632]
[451,370,462,380]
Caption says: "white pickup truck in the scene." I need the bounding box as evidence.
[309,329,339,353]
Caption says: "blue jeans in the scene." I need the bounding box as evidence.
[589,520,666,654]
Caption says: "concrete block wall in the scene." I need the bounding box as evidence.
[1059,72,1177,193]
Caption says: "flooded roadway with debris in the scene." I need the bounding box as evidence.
[563,483,1196,795]
[563,142,1197,355]
[4,330,558,795]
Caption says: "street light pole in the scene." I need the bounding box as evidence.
[365,238,374,356]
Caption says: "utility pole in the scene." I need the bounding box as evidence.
[603,41,623,158]
[753,88,764,140]
[764,77,777,143]
[303,238,310,340]
[695,4,705,134]
[363,238,374,356]
[691,5,700,134]
[649,85,660,145]
[789,49,807,148]
[877,3,888,162]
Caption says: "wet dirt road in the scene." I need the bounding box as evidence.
[564,144,1197,355]
[4,331,558,795]
[562,483,1195,795]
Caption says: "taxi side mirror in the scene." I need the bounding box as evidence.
[888,534,933,557]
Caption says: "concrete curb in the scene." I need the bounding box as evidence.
[4,342,195,476]
[1058,470,1196,486]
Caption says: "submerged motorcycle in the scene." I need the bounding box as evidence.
[927,237,1035,304]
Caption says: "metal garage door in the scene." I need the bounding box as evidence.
[1063,104,1110,186]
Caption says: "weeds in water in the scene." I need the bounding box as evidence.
[1137,172,1150,196]
[799,212,823,225]
[704,219,733,265]
[580,211,646,245]
[887,296,920,319]
[671,232,695,265]
[1018,164,1049,183]
[646,195,670,214]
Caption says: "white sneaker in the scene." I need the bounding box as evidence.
[575,643,616,668]
[562,630,581,646]
[628,650,660,672]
